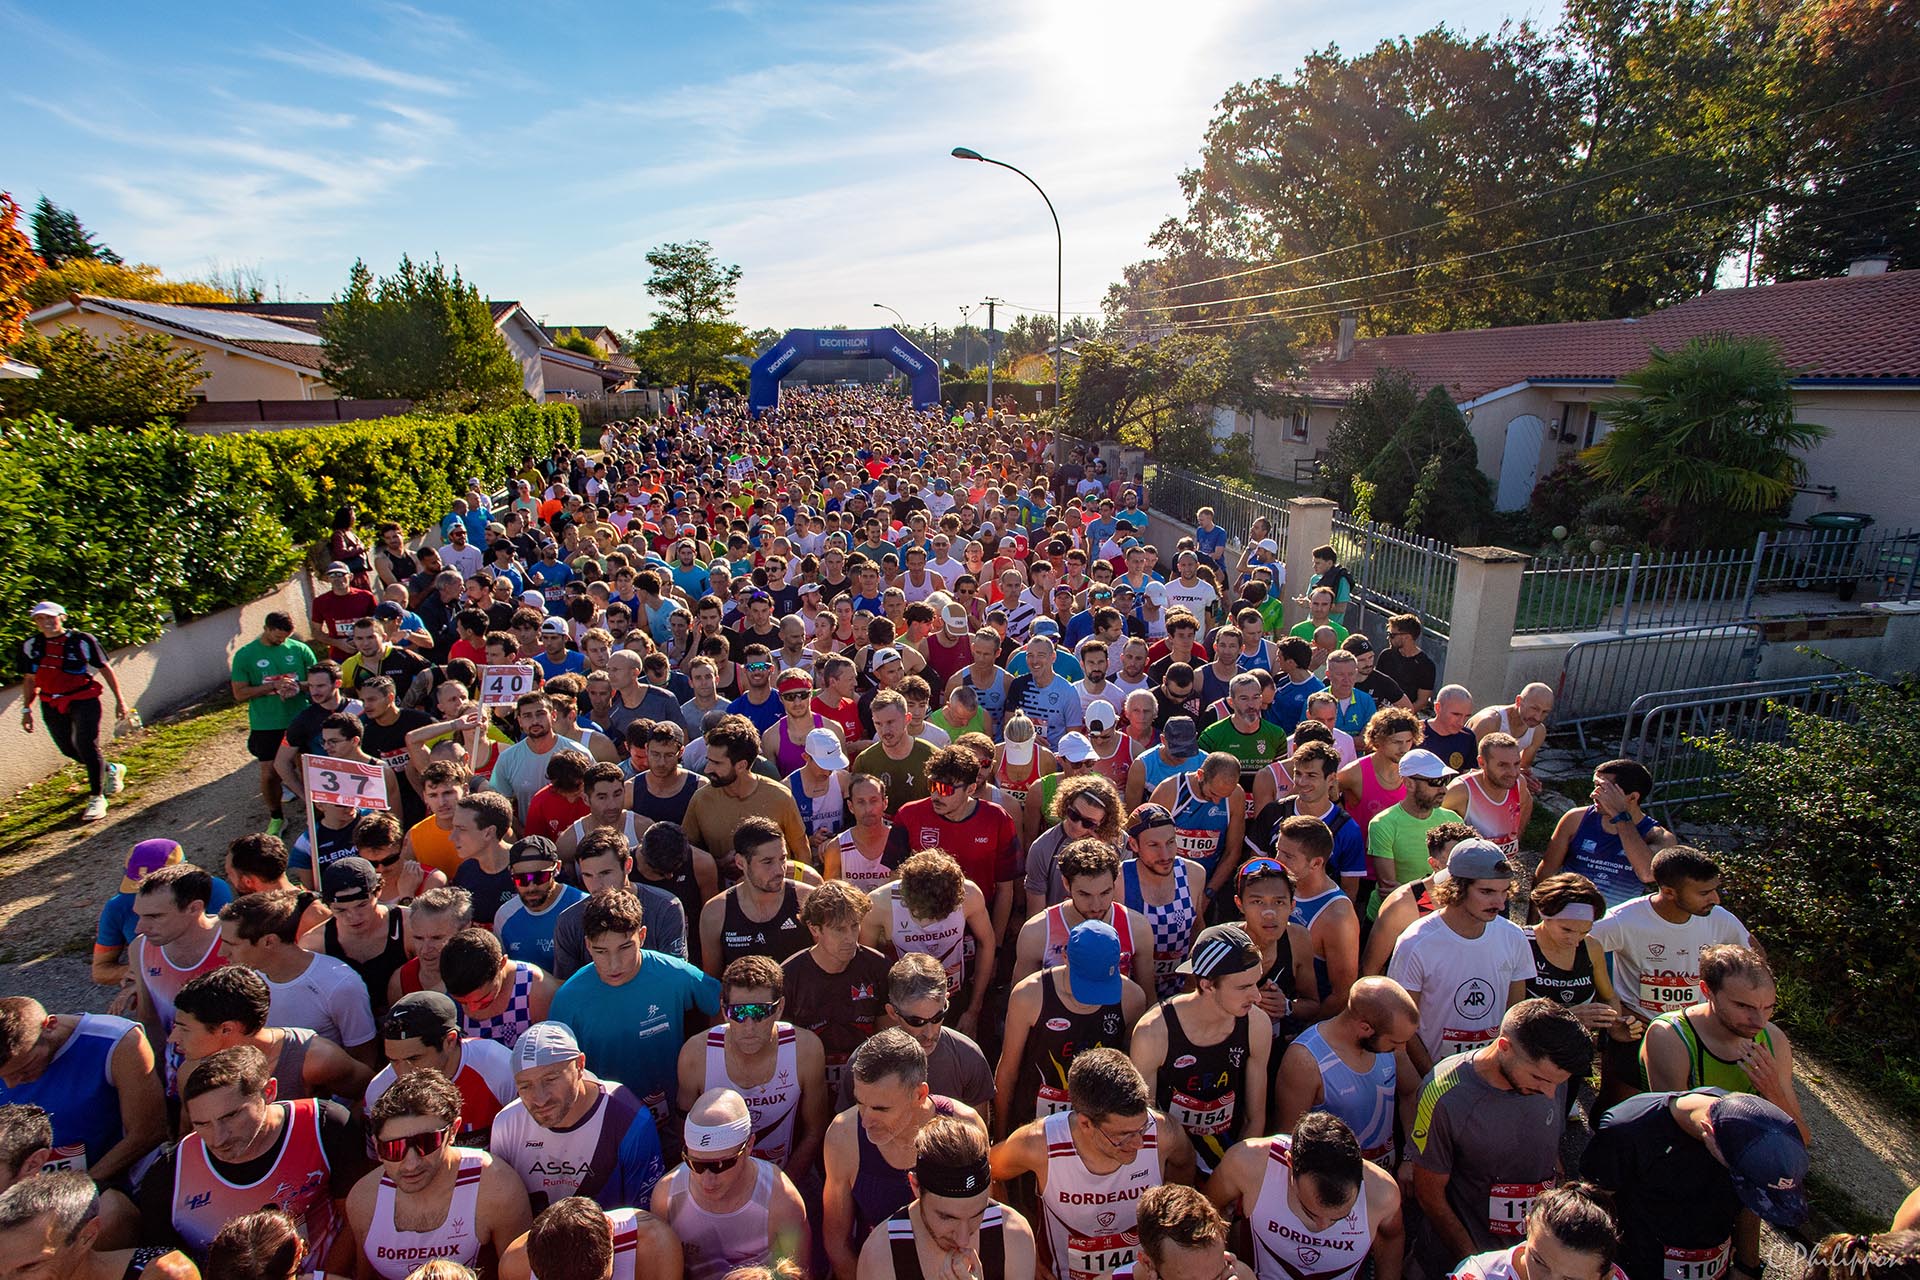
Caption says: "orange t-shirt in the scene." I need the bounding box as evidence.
[407,816,461,879]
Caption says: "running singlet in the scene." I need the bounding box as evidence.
[890,895,967,992]
[565,813,643,852]
[1015,971,1126,1126]
[1563,808,1659,910]
[1524,930,1597,1008]
[786,768,845,841]
[1040,903,1137,973]
[720,884,808,969]
[1291,885,1348,1000]
[489,1080,665,1210]
[1451,1246,1628,1280]
[704,1024,802,1167]
[1250,1136,1373,1280]
[852,1097,960,1235]
[1461,774,1523,856]
[529,1208,649,1280]
[1040,1109,1158,1280]
[1120,860,1198,999]
[659,1158,779,1280]
[133,932,228,1036]
[171,1099,341,1261]
[887,1203,1007,1280]
[458,962,537,1050]
[834,829,894,893]
[630,772,700,827]
[1154,1003,1251,1174]
[0,1014,133,1173]
[1644,1009,1777,1094]
[361,1150,485,1280]
[1169,775,1231,881]
[1349,756,1404,833]
[1290,1024,1396,1160]
[771,718,822,775]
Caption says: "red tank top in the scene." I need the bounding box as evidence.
[173,1099,340,1260]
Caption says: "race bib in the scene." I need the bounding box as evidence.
[1168,1091,1235,1137]
[1038,1084,1073,1117]
[643,1090,671,1128]
[1638,973,1697,1014]
[1438,1027,1497,1059]
[1174,830,1215,856]
[1488,1181,1549,1237]
[1663,1242,1732,1280]
[825,1060,848,1093]
[42,1143,87,1175]
[1066,1230,1137,1280]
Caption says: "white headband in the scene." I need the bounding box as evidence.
[684,1113,753,1152]
[1544,902,1596,923]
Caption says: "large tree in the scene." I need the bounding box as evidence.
[0,193,39,349]
[319,256,525,412]
[31,197,122,268]
[0,326,206,428]
[640,240,744,399]
[1063,327,1293,469]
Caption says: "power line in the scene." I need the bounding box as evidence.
[1134,72,1920,299]
[1118,146,1920,320]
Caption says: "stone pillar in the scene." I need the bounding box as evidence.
[1283,497,1338,628]
[1448,546,1527,704]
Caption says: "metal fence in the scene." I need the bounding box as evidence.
[1518,524,1920,634]
[1330,515,1457,636]
[1148,467,1291,557]
[1553,623,1766,749]
[1624,676,1855,818]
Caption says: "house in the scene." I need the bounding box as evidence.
[539,344,635,399]
[539,324,625,356]
[0,357,40,379]
[27,295,336,400]
[1232,262,1920,526]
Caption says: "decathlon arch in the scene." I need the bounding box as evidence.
[748,328,941,417]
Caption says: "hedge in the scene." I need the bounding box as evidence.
[199,402,579,543]
[0,403,580,660]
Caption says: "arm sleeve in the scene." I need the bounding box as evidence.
[96,897,131,949]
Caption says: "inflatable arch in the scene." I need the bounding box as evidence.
[748,328,941,417]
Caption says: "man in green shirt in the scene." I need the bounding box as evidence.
[1363,748,1456,916]
[1288,586,1350,645]
[1197,672,1287,797]
[852,690,936,816]
[228,610,315,836]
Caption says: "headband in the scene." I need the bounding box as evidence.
[916,1155,993,1199]
[684,1113,753,1153]
[1543,902,1596,923]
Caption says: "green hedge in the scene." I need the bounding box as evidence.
[200,402,579,542]
[940,380,1051,411]
[0,404,580,660]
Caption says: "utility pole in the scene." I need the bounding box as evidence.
[959,304,973,375]
[982,297,1003,419]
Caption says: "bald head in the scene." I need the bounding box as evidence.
[1347,977,1417,1029]
[688,1087,749,1129]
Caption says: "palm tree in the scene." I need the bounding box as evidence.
[1582,335,1826,544]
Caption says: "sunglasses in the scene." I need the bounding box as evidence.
[511,867,557,887]
[927,779,960,797]
[745,661,773,673]
[367,851,403,869]
[725,1001,777,1023]
[1063,806,1105,828]
[375,1124,455,1164]
[780,690,811,701]
[1238,856,1287,882]
[687,1150,745,1175]
[893,1004,949,1028]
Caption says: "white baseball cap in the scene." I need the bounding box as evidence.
[1143,582,1168,605]
[1084,700,1117,730]
[804,727,850,770]
[1058,732,1098,763]
[29,602,66,618]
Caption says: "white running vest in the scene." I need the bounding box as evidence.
[1040,1110,1158,1280]
[1249,1136,1372,1280]
[704,1024,801,1167]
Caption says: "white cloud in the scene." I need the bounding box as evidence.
[256,38,461,96]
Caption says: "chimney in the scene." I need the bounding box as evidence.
[1336,313,1356,362]
[1847,254,1892,277]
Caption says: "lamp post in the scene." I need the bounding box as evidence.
[950,146,1063,433]
[871,303,907,391]
[958,304,974,375]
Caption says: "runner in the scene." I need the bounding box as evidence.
[1024,773,1124,915]
[676,956,828,1173]
[95,839,234,1004]
[1469,685,1555,776]
[437,928,559,1052]
[1148,754,1245,904]
[1443,733,1530,860]
[781,881,892,1097]
[1374,616,1437,715]
[0,1170,196,1280]
[169,968,372,1107]
[1385,840,1532,1075]
[1273,976,1420,1165]
[1639,945,1805,1137]
[344,1066,530,1279]
[488,1022,665,1211]
[128,865,229,1086]
[864,851,996,1036]
[364,992,516,1150]
[785,728,851,851]
[1126,716,1201,809]
[698,817,814,976]
[1120,1184,1251,1280]
[682,718,811,872]
[1246,742,1368,910]
[883,747,1023,951]
[500,1193,684,1280]
[1014,840,1157,995]
[649,1088,810,1280]
[1202,1110,1403,1280]
[230,611,315,836]
[1128,925,1272,1174]
[994,922,1149,1137]
[989,1049,1196,1280]
[1118,804,1205,999]
[1448,1182,1627,1280]
[217,890,379,1067]
[0,998,163,1185]
[310,857,409,1019]
[825,774,896,892]
[493,837,587,971]
[1536,760,1677,913]
[1334,707,1419,836]
[854,1115,1035,1280]
[1420,686,1479,775]
[387,886,471,1003]
[1269,815,1361,1020]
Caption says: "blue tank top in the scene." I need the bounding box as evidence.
[1170,775,1232,880]
[0,1014,131,1173]
[1121,859,1200,999]
[1292,1023,1396,1158]
[1138,747,1200,796]
[1564,808,1658,910]
[1290,885,1347,999]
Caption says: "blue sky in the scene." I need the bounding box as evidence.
[4,0,1561,335]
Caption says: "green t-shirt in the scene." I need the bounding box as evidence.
[853,738,937,815]
[230,637,316,732]
[1197,716,1286,772]
[1289,617,1351,644]
[1257,598,1287,636]
[1365,803,1455,917]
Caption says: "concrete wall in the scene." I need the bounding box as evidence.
[0,578,314,798]
[1785,389,1920,527]
[33,311,334,401]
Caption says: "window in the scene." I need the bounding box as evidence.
[1286,410,1310,443]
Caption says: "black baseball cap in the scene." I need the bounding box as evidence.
[382,991,458,1043]
[321,856,380,905]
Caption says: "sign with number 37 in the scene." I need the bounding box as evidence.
[303,755,389,810]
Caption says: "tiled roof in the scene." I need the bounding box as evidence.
[191,298,528,329]
[1287,269,1920,403]
[62,297,329,373]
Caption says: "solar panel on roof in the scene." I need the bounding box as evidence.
[99,298,325,345]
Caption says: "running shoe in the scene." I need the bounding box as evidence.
[83,795,108,822]
[105,762,126,796]
[267,816,286,838]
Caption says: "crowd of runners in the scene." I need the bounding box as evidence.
[5,385,1917,1280]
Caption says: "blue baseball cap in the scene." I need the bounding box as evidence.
[1710,1093,1809,1226]
[1065,920,1122,1005]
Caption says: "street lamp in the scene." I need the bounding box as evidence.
[871,302,906,328]
[950,146,1063,425]
[958,304,974,374]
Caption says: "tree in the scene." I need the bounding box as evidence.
[0,326,206,428]
[319,256,525,412]
[1320,368,1419,506]
[0,192,39,349]
[1063,327,1292,470]
[551,327,608,359]
[1581,335,1826,546]
[642,240,743,398]
[24,259,233,310]
[628,319,755,396]
[1359,385,1493,542]
[31,197,122,268]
